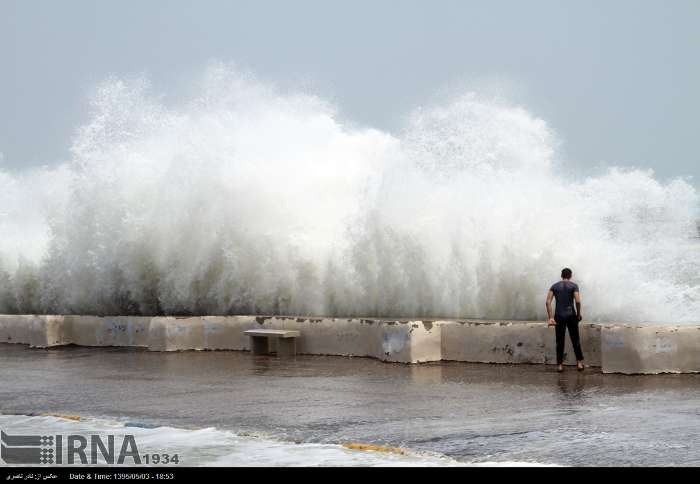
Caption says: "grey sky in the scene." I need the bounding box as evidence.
[2,0,699,184]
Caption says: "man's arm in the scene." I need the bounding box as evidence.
[575,291,582,321]
[546,290,556,326]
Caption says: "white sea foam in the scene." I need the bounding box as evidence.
[0,414,555,467]
[0,64,697,322]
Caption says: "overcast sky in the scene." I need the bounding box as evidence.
[1,0,699,184]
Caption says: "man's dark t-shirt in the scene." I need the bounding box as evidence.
[550,280,579,319]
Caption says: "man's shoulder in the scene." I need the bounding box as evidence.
[551,280,579,291]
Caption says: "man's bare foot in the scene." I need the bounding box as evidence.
[557,364,564,373]
[577,361,585,372]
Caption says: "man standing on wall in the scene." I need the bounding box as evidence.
[546,268,585,372]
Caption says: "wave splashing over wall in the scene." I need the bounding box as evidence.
[0,65,698,322]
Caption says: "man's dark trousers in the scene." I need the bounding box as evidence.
[555,315,584,364]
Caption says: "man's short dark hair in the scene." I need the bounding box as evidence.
[561,268,573,279]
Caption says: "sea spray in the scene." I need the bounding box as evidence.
[0,65,697,322]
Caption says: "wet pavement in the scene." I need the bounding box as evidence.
[1,343,699,466]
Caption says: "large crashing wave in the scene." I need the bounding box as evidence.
[0,65,698,322]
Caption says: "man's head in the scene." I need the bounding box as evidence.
[561,268,573,280]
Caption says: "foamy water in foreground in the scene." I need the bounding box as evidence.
[0,63,697,322]
[0,415,555,467]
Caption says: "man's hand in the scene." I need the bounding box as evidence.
[545,290,555,326]
[574,291,582,322]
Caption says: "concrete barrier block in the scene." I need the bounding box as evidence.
[63,316,150,347]
[579,324,602,367]
[247,317,379,358]
[404,321,442,363]
[379,322,414,363]
[202,316,254,350]
[0,315,34,345]
[602,325,700,374]
[0,315,68,348]
[104,316,151,347]
[441,321,547,364]
[269,317,380,359]
[64,315,99,346]
[148,317,205,351]
[44,315,68,347]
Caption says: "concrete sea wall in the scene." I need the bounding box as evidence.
[0,315,698,374]
[149,316,442,364]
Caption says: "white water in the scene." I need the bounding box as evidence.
[0,414,555,467]
[0,64,698,322]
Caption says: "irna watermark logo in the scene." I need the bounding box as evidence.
[1,430,179,465]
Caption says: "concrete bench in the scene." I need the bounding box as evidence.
[244,329,300,357]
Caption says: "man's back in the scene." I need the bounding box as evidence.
[550,280,579,319]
